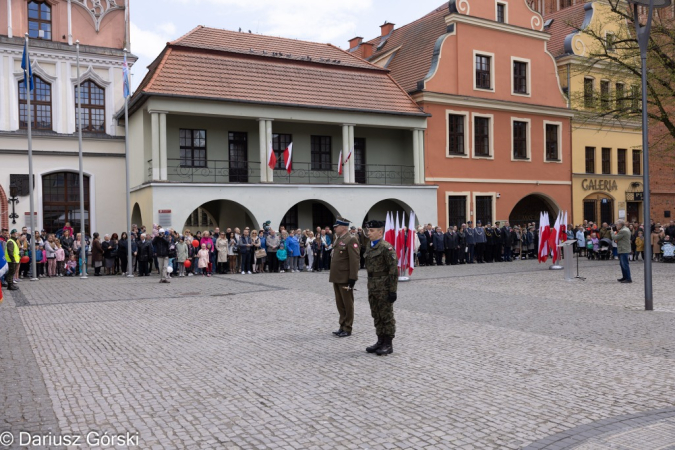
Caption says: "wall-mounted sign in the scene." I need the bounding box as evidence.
[158,210,172,228]
[582,179,618,192]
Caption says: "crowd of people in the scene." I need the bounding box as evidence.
[2,217,674,289]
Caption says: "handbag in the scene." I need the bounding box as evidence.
[255,248,267,259]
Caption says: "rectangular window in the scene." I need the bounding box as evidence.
[272,133,292,170]
[615,83,625,110]
[311,135,332,170]
[475,55,491,90]
[545,124,559,161]
[513,61,528,94]
[448,114,465,155]
[584,78,594,108]
[497,3,506,23]
[585,147,595,174]
[606,32,616,52]
[633,150,641,175]
[513,121,528,160]
[474,116,490,157]
[354,137,366,184]
[228,132,248,183]
[28,1,52,40]
[618,148,626,174]
[600,80,610,110]
[179,129,207,167]
[601,148,611,174]
[447,196,467,228]
[631,85,640,112]
[476,196,493,225]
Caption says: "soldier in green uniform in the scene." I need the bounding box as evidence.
[363,220,398,355]
[328,218,360,337]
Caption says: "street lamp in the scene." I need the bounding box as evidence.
[627,0,671,311]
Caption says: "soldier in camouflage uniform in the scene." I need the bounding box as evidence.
[363,220,398,356]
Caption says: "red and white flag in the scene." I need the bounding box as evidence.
[407,211,416,276]
[283,143,293,174]
[338,150,343,175]
[396,213,405,270]
[267,144,277,170]
[344,146,353,164]
[548,211,561,262]
[539,211,550,263]
[384,212,395,246]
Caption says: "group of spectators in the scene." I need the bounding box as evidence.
[3,217,674,288]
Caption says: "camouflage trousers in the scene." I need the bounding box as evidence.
[367,286,396,337]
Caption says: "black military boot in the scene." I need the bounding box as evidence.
[376,335,393,356]
[366,335,383,353]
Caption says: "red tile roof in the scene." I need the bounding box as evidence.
[357,3,451,93]
[544,3,589,57]
[132,26,425,117]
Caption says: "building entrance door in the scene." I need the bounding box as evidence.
[627,202,641,223]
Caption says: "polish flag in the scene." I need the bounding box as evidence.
[267,144,277,170]
[539,211,550,263]
[344,146,353,164]
[396,212,406,270]
[384,212,396,246]
[548,211,561,262]
[283,143,293,174]
[407,211,416,275]
[338,150,343,175]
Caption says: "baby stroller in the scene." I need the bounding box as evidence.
[598,238,612,260]
[662,242,675,263]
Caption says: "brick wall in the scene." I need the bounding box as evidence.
[649,120,675,224]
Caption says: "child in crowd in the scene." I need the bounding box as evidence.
[55,239,65,277]
[36,245,46,277]
[198,243,211,277]
[635,231,645,261]
[276,242,287,273]
[65,254,77,276]
[176,236,188,277]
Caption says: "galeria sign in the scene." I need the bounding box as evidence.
[581,179,618,192]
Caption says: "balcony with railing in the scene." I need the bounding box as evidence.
[147,159,416,186]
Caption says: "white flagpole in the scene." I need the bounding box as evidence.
[25,34,38,281]
[76,41,87,279]
[124,48,133,278]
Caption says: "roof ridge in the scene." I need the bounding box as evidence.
[364,2,449,46]
[325,43,387,71]
[543,2,587,20]
[186,25,349,49]
[170,25,205,45]
[144,47,173,93]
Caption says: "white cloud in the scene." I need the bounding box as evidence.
[157,22,177,36]
[129,21,171,61]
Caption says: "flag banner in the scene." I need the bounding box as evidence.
[384,212,395,246]
[123,53,131,98]
[338,150,343,175]
[345,146,353,163]
[21,40,34,92]
[283,143,293,174]
[396,212,405,270]
[407,211,416,276]
[267,143,277,170]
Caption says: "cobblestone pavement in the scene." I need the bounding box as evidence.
[1,258,675,449]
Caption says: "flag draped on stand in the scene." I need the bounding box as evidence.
[338,150,343,175]
[22,40,34,92]
[283,143,293,174]
[548,212,561,262]
[396,213,406,272]
[384,212,395,246]
[538,211,550,263]
[123,53,131,98]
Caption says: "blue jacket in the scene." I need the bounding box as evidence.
[285,236,300,257]
[417,232,428,251]
[432,231,445,251]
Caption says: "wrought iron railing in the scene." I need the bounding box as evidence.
[146,159,415,186]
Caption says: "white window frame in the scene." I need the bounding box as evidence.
[543,120,563,164]
[510,117,532,162]
[472,192,498,227]
[446,191,471,228]
[446,109,470,158]
[495,1,508,24]
[471,112,494,160]
[473,50,496,93]
[511,56,531,98]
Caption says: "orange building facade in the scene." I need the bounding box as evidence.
[352,0,573,228]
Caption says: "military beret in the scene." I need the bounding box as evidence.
[365,220,385,229]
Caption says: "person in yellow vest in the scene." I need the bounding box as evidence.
[4,230,20,291]
[329,217,360,337]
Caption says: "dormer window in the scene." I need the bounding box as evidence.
[28,1,52,41]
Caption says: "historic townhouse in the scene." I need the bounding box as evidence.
[0,0,134,234]
[123,26,436,231]
[351,0,573,228]
[546,2,643,224]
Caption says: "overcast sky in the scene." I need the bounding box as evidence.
[128,0,447,89]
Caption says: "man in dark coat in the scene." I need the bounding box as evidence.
[444,227,459,265]
[153,229,171,283]
[417,228,428,267]
[474,220,486,263]
[136,233,153,276]
[502,221,514,262]
[432,226,445,265]
[465,221,476,264]
[424,224,435,266]
[457,224,467,264]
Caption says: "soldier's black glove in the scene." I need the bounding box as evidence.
[388,292,397,303]
[347,279,356,289]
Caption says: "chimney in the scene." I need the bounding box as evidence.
[349,36,363,49]
[380,22,395,37]
[361,42,374,59]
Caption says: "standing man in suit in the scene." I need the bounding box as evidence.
[465,221,476,264]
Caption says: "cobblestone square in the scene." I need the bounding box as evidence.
[2,259,675,449]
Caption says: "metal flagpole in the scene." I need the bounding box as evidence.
[76,41,87,279]
[124,48,133,278]
[25,34,38,282]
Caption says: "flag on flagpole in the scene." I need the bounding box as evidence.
[338,150,343,175]
[396,213,405,270]
[384,212,395,246]
[123,53,131,98]
[344,146,353,163]
[21,39,34,92]
[539,211,550,263]
[267,145,277,170]
[407,211,416,275]
[548,211,561,262]
[283,143,293,174]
